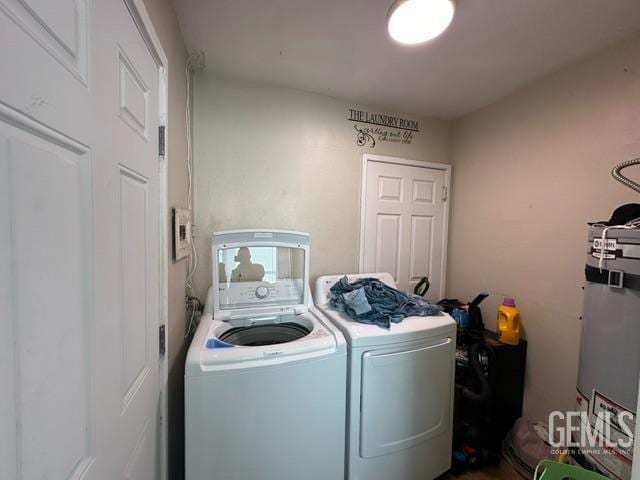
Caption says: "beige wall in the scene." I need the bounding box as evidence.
[141,0,188,478]
[186,15,640,439]
[448,33,640,422]
[192,73,452,300]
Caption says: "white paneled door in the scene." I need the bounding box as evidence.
[0,1,162,479]
[360,156,450,300]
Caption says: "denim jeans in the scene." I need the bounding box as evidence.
[329,276,443,328]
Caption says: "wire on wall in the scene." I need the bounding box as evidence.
[184,52,205,298]
[185,54,196,296]
[184,52,205,339]
[185,296,202,339]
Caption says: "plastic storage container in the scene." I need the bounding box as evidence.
[497,298,520,345]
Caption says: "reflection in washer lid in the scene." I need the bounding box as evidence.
[212,230,311,321]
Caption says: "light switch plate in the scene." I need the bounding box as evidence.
[172,208,192,261]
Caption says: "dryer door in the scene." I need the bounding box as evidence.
[359,336,454,458]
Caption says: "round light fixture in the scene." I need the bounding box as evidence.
[387,0,455,45]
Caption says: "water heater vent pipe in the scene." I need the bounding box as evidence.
[612,158,640,194]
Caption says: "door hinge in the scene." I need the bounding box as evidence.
[159,324,166,356]
[158,125,165,157]
[442,186,448,202]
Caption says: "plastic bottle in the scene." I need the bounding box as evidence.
[496,298,520,345]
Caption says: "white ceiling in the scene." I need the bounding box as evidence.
[173,0,640,119]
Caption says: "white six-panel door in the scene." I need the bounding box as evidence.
[360,155,450,300]
[0,1,161,478]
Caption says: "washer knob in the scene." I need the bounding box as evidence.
[255,286,269,299]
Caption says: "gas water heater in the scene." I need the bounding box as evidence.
[576,159,640,480]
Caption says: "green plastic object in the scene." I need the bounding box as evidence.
[534,460,610,480]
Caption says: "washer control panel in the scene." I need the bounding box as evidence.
[255,285,270,299]
[218,280,304,308]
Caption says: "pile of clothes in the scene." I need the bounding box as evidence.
[329,276,443,328]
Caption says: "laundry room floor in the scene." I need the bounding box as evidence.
[437,459,522,480]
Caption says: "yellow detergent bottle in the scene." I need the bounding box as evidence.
[497,297,520,345]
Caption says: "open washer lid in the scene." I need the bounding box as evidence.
[212,230,310,321]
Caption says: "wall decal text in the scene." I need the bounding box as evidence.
[348,108,418,148]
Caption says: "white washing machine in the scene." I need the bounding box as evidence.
[315,273,457,480]
[185,230,347,480]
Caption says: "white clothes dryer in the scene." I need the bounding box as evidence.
[185,230,347,480]
[315,272,456,480]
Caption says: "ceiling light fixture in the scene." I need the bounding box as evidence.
[387,0,455,45]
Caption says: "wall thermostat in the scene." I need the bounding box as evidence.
[172,208,192,261]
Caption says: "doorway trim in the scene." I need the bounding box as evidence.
[358,153,452,295]
[121,1,170,479]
